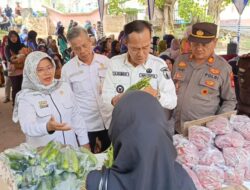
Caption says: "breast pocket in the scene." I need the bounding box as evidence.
[199,77,219,91]
[34,105,51,120]
[70,75,88,93]
[61,101,74,121]
[194,77,219,102]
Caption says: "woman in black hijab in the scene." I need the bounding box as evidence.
[86,91,196,190]
[5,30,25,106]
[27,30,38,51]
[6,30,24,55]
[152,36,159,55]
[110,40,120,58]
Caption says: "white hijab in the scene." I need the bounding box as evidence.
[13,51,61,122]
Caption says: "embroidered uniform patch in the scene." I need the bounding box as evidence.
[116,85,124,93]
[178,61,187,68]
[201,88,209,96]
[174,72,183,80]
[209,68,220,75]
[113,71,129,76]
[39,101,48,109]
[59,90,64,95]
[99,63,106,69]
[139,73,157,78]
[208,57,215,64]
[204,73,219,80]
[160,67,170,79]
[205,80,215,87]
[146,68,152,73]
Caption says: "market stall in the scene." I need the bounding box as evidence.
[1,111,250,190]
[0,142,107,190]
[175,112,250,190]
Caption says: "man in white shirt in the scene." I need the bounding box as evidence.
[102,20,177,110]
[61,27,112,152]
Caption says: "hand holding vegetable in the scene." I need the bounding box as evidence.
[111,93,124,106]
[111,77,152,106]
[143,86,158,97]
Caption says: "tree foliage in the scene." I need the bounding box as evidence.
[178,0,212,23]
[178,0,232,24]
[57,2,66,12]
[108,0,139,16]
[137,0,166,9]
[42,0,51,6]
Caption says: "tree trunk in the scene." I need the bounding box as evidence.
[151,7,164,34]
[149,0,176,36]
[207,0,224,25]
[162,0,177,35]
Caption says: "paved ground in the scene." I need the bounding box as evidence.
[0,87,25,152]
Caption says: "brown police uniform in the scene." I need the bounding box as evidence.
[237,55,250,117]
[172,22,237,134]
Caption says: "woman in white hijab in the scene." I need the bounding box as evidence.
[13,51,89,149]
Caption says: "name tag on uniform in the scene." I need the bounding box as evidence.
[112,71,129,76]
[139,73,158,78]
[39,101,48,109]
[204,73,219,80]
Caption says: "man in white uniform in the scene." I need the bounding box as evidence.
[102,20,177,110]
[62,27,112,152]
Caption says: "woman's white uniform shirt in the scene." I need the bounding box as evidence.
[13,52,89,148]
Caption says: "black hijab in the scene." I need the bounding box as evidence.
[111,40,120,57]
[7,30,24,54]
[152,36,159,45]
[57,26,67,42]
[86,91,196,190]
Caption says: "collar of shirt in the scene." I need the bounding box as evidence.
[189,53,216,69]
[76,53,95,67]
[123,53,150,70]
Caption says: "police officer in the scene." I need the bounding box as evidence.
[172,22,237,134]
[237,53,250,117]
[102,20,177,110]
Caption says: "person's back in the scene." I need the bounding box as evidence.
[86,91,196,190]
[237,54,250,116]
[4,6,12,18]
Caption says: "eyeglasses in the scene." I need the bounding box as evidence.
[37,65,54,74]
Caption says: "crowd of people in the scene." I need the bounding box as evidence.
[0,18,247,146]
[0,18,250,189]
[0,2,23,31]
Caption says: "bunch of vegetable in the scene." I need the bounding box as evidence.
[3,141,97,190]
[104,145,113,168]
[126,77,151,92]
